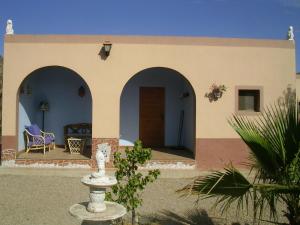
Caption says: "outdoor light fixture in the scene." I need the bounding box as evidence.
[78,86,85,97]
[19,85,25,94]
[39,101,49,112]
[39,101,49,131]
[180,92,190,99]
[103,41,112,56]
[26,85,32,95]
[19,84,32,95]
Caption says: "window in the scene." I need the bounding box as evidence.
[238,90,260,112]
[235,86,263,114]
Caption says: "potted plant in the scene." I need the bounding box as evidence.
[211,84,226,98]
[205,84,227,102]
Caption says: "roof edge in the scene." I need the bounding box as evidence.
[4,34,294,49]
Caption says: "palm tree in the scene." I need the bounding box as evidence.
[178,97,300,225]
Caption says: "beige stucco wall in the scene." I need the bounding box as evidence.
[2,35,296,143]
[296,75,300,99]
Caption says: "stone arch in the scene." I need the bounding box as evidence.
[17,65,94,102]
[17,66,93,157]
[119,67,196,157]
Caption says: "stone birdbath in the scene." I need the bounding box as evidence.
[69,143,126,224]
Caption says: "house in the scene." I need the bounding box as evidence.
[1,34,296,169]
[297,73,300,99]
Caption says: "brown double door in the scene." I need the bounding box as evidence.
[139,87,165,147]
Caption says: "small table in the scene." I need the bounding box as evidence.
[68,138,85,154]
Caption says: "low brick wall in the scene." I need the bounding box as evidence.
[1,135,17,161]
[195,138,249,170]
[15,159,91,166]
[1,136,120,168]
[1,136,249,170]
[1,148,16,161]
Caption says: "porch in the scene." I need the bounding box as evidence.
[119,146,194,162]
[17,66,93,162]
[15,146,195,166]
[16,147,90,160]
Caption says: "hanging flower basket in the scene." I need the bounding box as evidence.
[205,84,227,102]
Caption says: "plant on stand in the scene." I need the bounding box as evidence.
[106,140,160,225]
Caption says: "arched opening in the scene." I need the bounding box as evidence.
[17,66,92,159]
[120,67,196,160]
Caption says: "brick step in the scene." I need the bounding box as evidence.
[14,158,195,169]
[15,158,91,167]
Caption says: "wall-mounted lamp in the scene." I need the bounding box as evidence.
[26,85,32,95]
[180,92,190,99]
[20,85,32,95]
[78,86,85,97]
[20,85,25,94]
[103,41,112,56]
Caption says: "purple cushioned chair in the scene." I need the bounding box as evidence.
[24,124,56,154]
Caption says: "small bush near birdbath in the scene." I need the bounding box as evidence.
[107,140,160,225]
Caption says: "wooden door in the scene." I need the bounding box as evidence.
[139,87,165,147]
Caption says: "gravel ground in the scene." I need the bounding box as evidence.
[0,169,287,225]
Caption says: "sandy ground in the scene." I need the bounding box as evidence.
[0,168,286,225]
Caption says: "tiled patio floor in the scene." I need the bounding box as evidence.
[16,147,90,160]
[16,146,194,162]
[119,146,194,161]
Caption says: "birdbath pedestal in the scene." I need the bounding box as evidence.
[69,143,126,224]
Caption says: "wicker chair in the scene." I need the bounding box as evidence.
[24,124,55,154]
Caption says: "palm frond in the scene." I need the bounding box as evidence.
[178,165,252,213]
[255,183,300,195]
[179,98,300,223]
[252,182,300,221]
[252,187,279,221]
[229,115,280,179]
[229,100,300,182]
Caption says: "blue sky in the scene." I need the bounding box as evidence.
[0,0,300,71]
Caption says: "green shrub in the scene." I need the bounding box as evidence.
[107,140,160,225]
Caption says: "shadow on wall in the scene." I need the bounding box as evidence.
[278,85,296,107]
